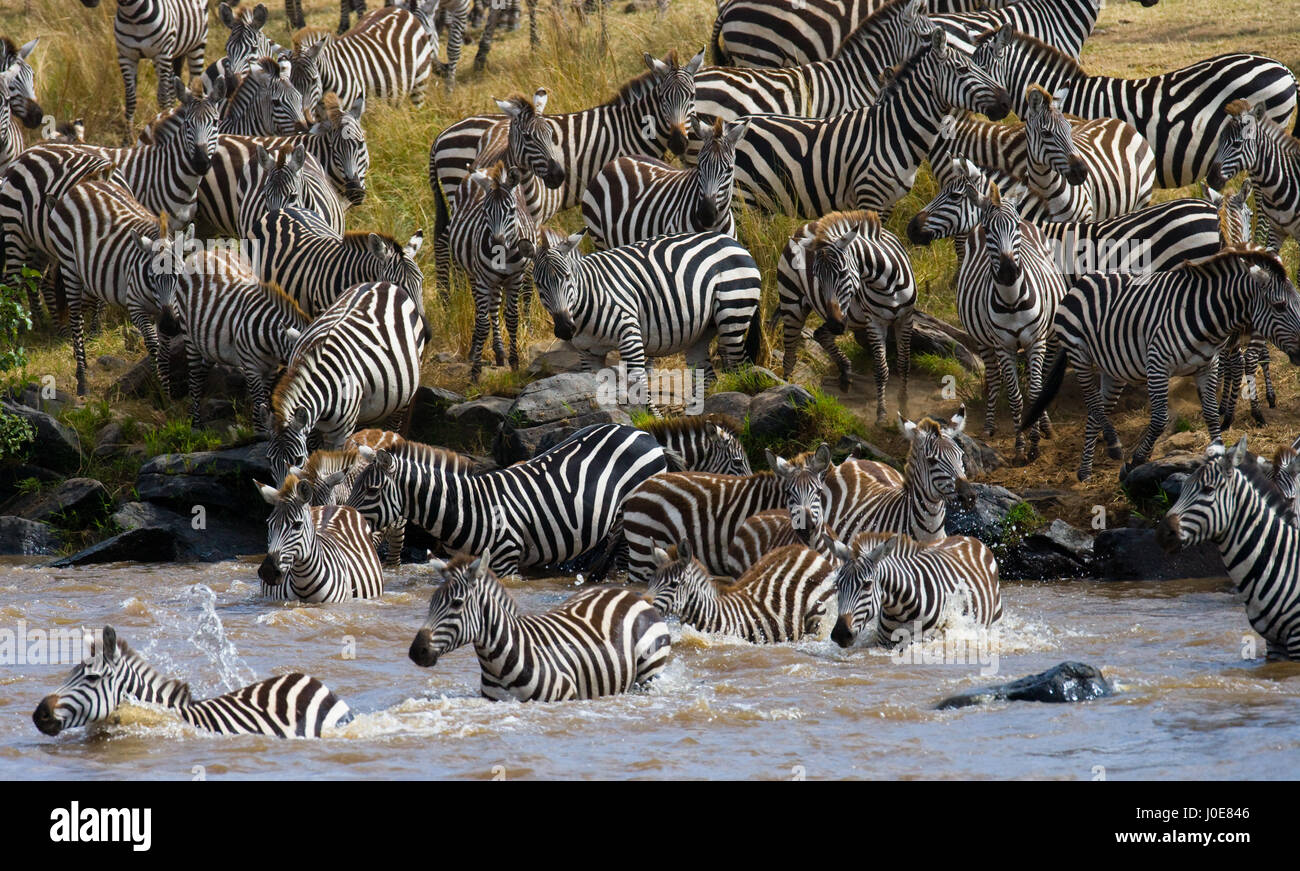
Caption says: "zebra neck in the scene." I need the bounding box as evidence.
[116,0,166,24]
[1219,476,1298,598]
[119,652,192,710]
[1026,157,1087,220]
[399,454,480,542]
[949,117,1023,176]
[1008,53,1085,116]
[286,524,325,591]
[1252,133,1299,213]
[681,576,724,631]
[471,577,523,666]
[903,463,946,541]
[876,70,950,171]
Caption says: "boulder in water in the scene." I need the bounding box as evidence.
[937,661,1115,710]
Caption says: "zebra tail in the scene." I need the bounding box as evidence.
[743,307,763,365]
[1019,348,1066,433]
[433,177,451,285]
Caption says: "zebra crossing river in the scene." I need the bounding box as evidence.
[1,557,1297,779]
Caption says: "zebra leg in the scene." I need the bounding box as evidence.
[238,362,272,434]
[863,319,890,425]
[504,273,523,370]
[154,54,178,112]
[995,349,1026,463]
[979,348,1000,438]
[338,0,351,32]
[381,524,404,569]
[1024,339,1050,462]
[468,285,493,380]
[1195,363,1223,445]
[131,308,171,400]
[286,0,304,30]
[527,0,539,46]
[1260,344,1276,409]
[475,8,497,73]
[1073,363,1109,481]
[488,285,507,367]
[445,7,466,88]
[1217,346,1244,431]
[434,228,453,301]
[68,287,89,397]
[895,314,912,420]
[119,54,140,125]
[814,324,853,391]
[1129,361,1173,471]
[780,313,806,381]
[188,348,212,428]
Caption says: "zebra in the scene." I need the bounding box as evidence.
[730,28,1010,220]
[0,36,43,128]
[582,117,751,250]
[957,179,1067,462]
[447,164,537,379]
[972,25,1298,189]
[265,281,429,481]
[907,158,1222,274]
[33,626,350,738]
[280,42,326,113]
[721,443,835,576]
[198,2,274,92]
[531,229,763,402]
[649,539,836,642]
[929,86,1156,223]
[431,89,564,295]
[427,50,703,237]
[196,134,347,237]
[0,74,23,176]
[431,0,471,90]
[344,423,668,578]
[41,117,87,144]
[306,91,369,205]
[285,0,366,32]
[239,143,311,238]
[218,57,311,136]
[408,552,672,702]
[292,0,441,108]
[829,531,1001,648]
[173,248,310,429]
[930,0,1160,59]
[250,209,423,318]
[1268,436,1300,523]
[81,0,208,125]
[1208,100,1300,258]
[48,181,189,396]
[775,209,915,424]
[1022,246,1300,481]
[637,414,752,475]
[1156,438,1300,660]
[256,476,385,602]
[726,509,842,576]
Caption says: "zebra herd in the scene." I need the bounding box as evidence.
[13,0,1300,741]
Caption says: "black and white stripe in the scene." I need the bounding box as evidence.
[638,414,752,475]
[1208,101,1300,258]
[0,73,24,175]
[199,2,274,92]
[1,36,44,128]
[217,57,311,136]
[86,0,208,124]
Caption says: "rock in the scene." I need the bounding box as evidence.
[835,435,900,469]
[448,396,512,431]
[0,515,60,555]
[93,422,126,459]
[0,463,63,497]
[0,400,82,472]
[526,346,583,377]
[95,355,132,374]
[1002,519,1095,580]
[952,431,1004,476]
[495,410,633,466]
[404,385,467,446]
[944,482,1020,544]
[907,311,983,375]
[1020,488,1067,511]
[112,501,264,562]
[1120,452,1202,501]
[746,384,815,439]
[48,526,180,566]
[198,398,235,423]
[937,662,1114,709]
[411,394,512,451]
[1,478,111,528]
[12,381,74,417]
[135,441,275,516]
[1092,527,1226,581]
[505,372,612,427]
[703,391,752,422]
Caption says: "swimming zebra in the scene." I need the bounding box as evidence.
[730,28,1009,220]
[649,540,836,642]
[726,509,842,576]
[531,229,762,400]
[344,423,668,577]
[256,476,385,601]
[775,210,915,424]
[83,0,208,124]
[0,36,43,128]
[637,414,752,475]
[1022,247,1300,481]
[829,531,1001,647]
[285,0,366,32]
[930,87,1155,223]
[446,164,537,379]
[408,553,672,701]
[198,2,274,92]
[265,281,428,481]
[721,444,836,575]
[908,158,1222,274]
[292,0,440,108]
[972,26,1298,189]
[173,248,310,429]
[218,58,311,137]
[33,626,350,738]
[250,209,423,317]
[48,181,188,396]
[428,50,702,236]
[958,180,1067,461]
[1156,438,1300,660]
[196,134,346,237]
[582,117,750,249]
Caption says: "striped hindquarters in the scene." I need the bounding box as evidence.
[181,672,351,737]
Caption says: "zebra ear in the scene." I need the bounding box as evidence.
[532,88,548,114]
[405,230,424,258]
[255,479,281,505]
[366,233,390,259]
[835,224,861,250]
[219,2,235,28]
[375,449,395,473]
[472,552,491,579]
[898,413,918,442]
[559,229,586,256]
[829,538,854,564]
[427,557,448,574]
[685,49,706,76]
[948,404,968,435]
[765,448,788,477]
[293,478,313,502]
[724,116,751,147]
[864,536,898,565]
[495,97,521,117]
[1228,436,1250,468]
[678,537,694,562]
[1052,86,1070,104]
[348,95,365,120]
[357,445,377,461]
[101,626,118,662]
[256,145,275,173]
[652,547,671,567]
[291,406,310,430]
[289,144,307,173]
[644,52,670,79]
[811,443,832,475]
[253,3,269,28]
[321,469,347,488]
[18,38,38,60]
[207,73,228,103]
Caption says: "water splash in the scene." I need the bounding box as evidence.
[185,584,256,692]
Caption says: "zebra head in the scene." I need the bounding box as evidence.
[470,164,533,269]
[801,220,864,335]
[917,28,1010,122]
[767,443,832,545]
[647,539,706,618]
[1207,100,1268,191]
[266,405,312,483]
[1272,443,1300,509]
[312,93,369,205]
[344,447,406,534]
[907,158,985,245]
[219,2,273,78]
[0,37,43,128]
[1023,85,1088,186]
[971,24,1015,89]
[175,77,223,175]
[33,626,190,736]
[702,417,751,475]
[257,475,317,577]
[257,143,309,212]
[409,552,505,668]
[496,89,566,190]
[639,49,705,157]
[239,58,311,135]
[1156,438,1259,552]
[691,116,749,231]
[365,230,425,304]
[899,407,971,502]
[129,220,190,326]
[829,536,899,648]
[533,228,586,341]
[980,180,1024,287]
[284,42,326,115]
[1241,252,1300,366]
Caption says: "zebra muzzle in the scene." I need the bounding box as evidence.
[33,695,62,735]
[995,256,1020,285]
[258,554,282,585]
[1205,164,1227,191]
[552,314,576,341]
[906,214,934,246]
[1064,159,1088,186]
[409,630,439,667]
[19,100,45,129]
[543,165,566,188]
[831,616,856,649]
[345,183,366,206]
[1154,514,1183,553]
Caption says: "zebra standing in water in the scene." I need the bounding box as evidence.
[775,210,916,424]
[730,28,1010,219]
[256,477,385,602]
[408,553,672,702]
[957,180,1066,462]
[1157,438,1300,660]
[33,627,350,738]
[531,229,763,400]
[637,415,752,475]
[1022,247,1300,481]
[264,281,429,481]
[724,444,837,575]
[582,117,750,249]
[82,0,208,124]
[649,540,837,642]
[173,249,310,429]
[447,164,537,379]
[345,423,668,578]
[0,37,43,128]
[829,532,1001,648]
[973,26,1298,189]
[292,0,441,108]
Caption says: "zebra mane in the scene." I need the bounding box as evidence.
[257,279,311,327]
[439,552,522,615]
[0,36,20,59]
[981,28,1084,75]
[1232,455,1295,516]
[1171,245,1288,282]
[848,530,919,558]
[321,91,344,123]
[115,640,195,707]
[841,0,916,49]
[811,210,880,246]
[298,447,361,481]
[876,41,938,104]
[342,228,403,250]
[393,438,480,475]
[136,108,187,147]
[500,93,536,117]
[638,413,742,440]
[275,470,307,501]
[607,51,680,106]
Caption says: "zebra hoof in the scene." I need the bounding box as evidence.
[838,372,851,392]
[1220,413,1235,430]
[1267,392,1278,408]
[1106,443,1123,461]
[1251,410,1266,426]
[1076,469,1092,483]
